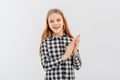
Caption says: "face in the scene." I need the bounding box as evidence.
[48,13,64,37]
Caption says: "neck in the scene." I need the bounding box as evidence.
[53,31,64,38]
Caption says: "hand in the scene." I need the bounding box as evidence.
[62,39,75,60]
[73,34,80,56]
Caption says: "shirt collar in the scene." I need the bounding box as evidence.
[51,32,67,40]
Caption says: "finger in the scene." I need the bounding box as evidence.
[75,34,80,40]
[77,34,80,39]
[76,36,80,42]
[75,40,80,48]
[69,42,75,48]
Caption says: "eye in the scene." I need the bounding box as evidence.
[57,19,61,22]
[49,20,54,23]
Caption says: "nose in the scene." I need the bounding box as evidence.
[54,21,58,25]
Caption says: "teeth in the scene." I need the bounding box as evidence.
[53,26,59,29]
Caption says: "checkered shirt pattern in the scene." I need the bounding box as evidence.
[41,33,82,80]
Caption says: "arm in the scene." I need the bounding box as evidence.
[40,40,64,71]
[71,34,82,70]
[72,49,82,70]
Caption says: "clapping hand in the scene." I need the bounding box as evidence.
[62,34,80,60]
[62,39,75,60]
[72,34,80,56]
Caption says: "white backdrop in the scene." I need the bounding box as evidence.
[0,0,120,80]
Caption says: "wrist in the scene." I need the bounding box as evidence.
[62,54,68,60]
[73,52,78,56]
[73,51,77,54]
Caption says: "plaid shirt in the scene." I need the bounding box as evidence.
[41,33,82,80]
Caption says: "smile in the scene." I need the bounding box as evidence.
[53,26,60,29]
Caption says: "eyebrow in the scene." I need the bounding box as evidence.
[49,18,61,20]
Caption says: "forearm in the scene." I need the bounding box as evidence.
[72,50,82,70]
[41,56,64,71]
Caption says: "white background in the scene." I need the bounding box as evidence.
[0,0,120,80]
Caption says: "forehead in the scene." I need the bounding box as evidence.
[48,13,63,20]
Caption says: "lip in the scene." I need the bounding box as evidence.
[53,26,60,29]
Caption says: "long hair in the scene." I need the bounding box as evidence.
[39,8,74,55]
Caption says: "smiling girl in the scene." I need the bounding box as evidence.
[40,8,82,80]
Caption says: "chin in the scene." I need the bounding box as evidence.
[53,31,59,34]
[53,30,60,33]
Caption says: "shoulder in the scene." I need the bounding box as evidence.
[65,35,74,41]
[41,37,52,44]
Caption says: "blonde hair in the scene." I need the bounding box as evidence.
[39,8,74,55]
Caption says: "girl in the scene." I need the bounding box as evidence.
[40,8,82,80]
